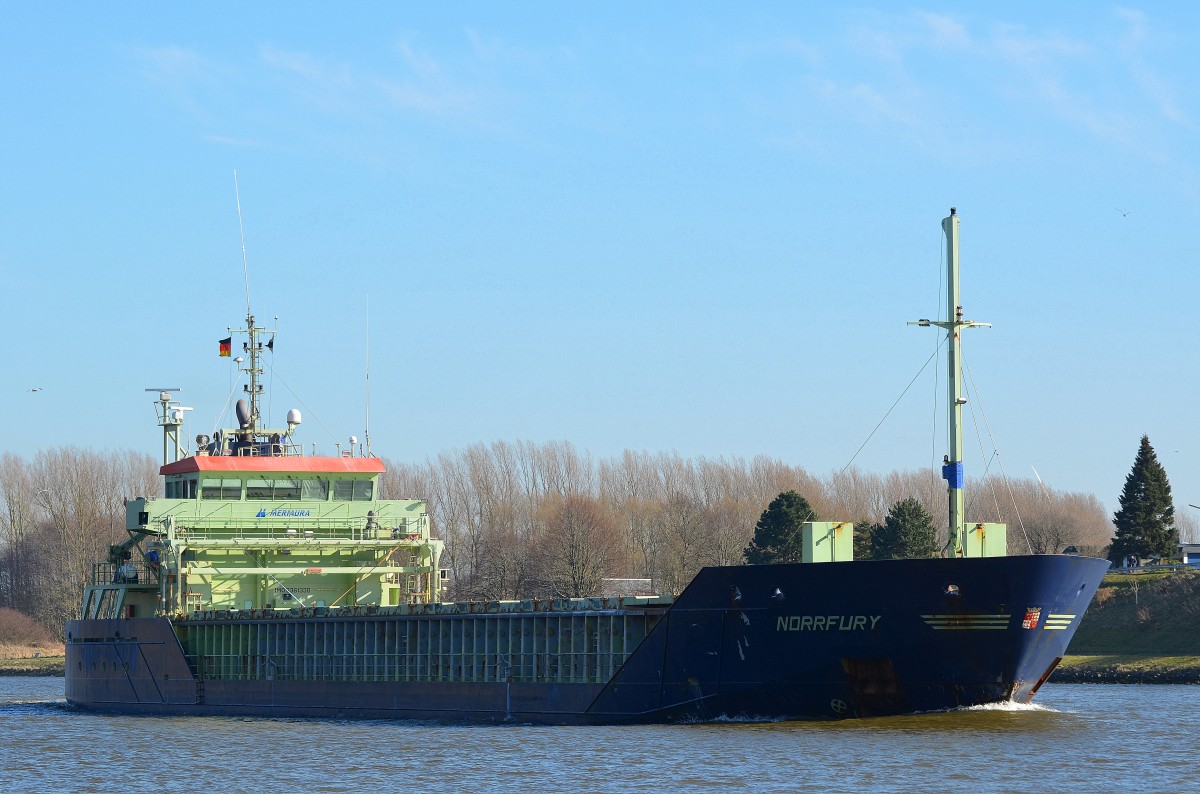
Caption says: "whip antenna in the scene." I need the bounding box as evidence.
[364,295,371,455]
[234,169,251,317]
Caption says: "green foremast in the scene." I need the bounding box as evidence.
[910,208,1006,558]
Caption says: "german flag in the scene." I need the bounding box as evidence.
[219,337,232,357]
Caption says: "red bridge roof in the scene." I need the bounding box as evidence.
[160,456,386,476]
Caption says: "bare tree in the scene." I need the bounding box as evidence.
[599,450,662,589]
[0,454,37,614]
[0,447,157,634]
[534,494,625,598]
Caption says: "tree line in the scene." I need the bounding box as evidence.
[0,449,159,635]
[381,440,1117,600]
[0,440,1143,635]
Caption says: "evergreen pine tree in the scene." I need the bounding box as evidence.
[744,491,816,564]
[871,498,938,560]
[853,517,877,561]
[1109,435,1178,564]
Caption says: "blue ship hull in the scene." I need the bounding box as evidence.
[65,554,1108,724]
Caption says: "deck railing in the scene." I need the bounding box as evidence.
[90,561,160,587]
[169,516,418,543]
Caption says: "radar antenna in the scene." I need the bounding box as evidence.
[145,388,190,465]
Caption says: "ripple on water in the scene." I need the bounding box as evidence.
[2,680,1199,793]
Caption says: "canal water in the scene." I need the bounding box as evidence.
[1,677,1194,792]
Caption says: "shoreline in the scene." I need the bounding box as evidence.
[1051,655,1200,685]
[0,657,65,676]
[4,656,1199,683]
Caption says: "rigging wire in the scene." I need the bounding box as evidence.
[930,226,947,516]
[839,339,946,477]
[262,359,344,451]
[962,358,1004,519]
[211,369,242,439]
[841,226,953,490]
[962,350,1034,554]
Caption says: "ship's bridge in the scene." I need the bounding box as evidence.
[104,454,445,619]
[157,455,384,502]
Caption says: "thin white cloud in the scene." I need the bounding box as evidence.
[135,45,237,127]
[137,44,221,85]
[465,28,543,68]
[258,45,364,117]
[135,32,524,152]
[991,22,1091,65]
[989,23,1129,143]
[806,75,920,130]
[203,134,264,149]
[1114,8,1195,131]
[918,12,972,50]
[381,38,484,117]
[254,36,518,135]
[762,8,1193,165]
[988,16,1192,154]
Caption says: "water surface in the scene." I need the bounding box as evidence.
[1,679,1192,792]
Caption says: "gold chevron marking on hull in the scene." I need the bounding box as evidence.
[920,614,1010,630]
[1044,613,1077,630]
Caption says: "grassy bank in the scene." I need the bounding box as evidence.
[0,654,64,676]
[0,643,66,676]
[1056,655,1200,684]
[1066,569,1200,655]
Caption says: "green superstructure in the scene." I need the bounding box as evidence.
[82,314,444,624]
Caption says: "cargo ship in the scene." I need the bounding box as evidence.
[65,209,1109,723]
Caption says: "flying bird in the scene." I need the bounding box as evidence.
[1116,208,1131,217]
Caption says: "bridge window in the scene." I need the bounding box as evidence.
[247,479,272,499]
[273,480,301,500]
[165,478,197,499]
[201,478,242,500]
[333,479,374,501]
[301,479,329,501]
[246,478,306,500]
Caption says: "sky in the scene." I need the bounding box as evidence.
[2,3,1197,517]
